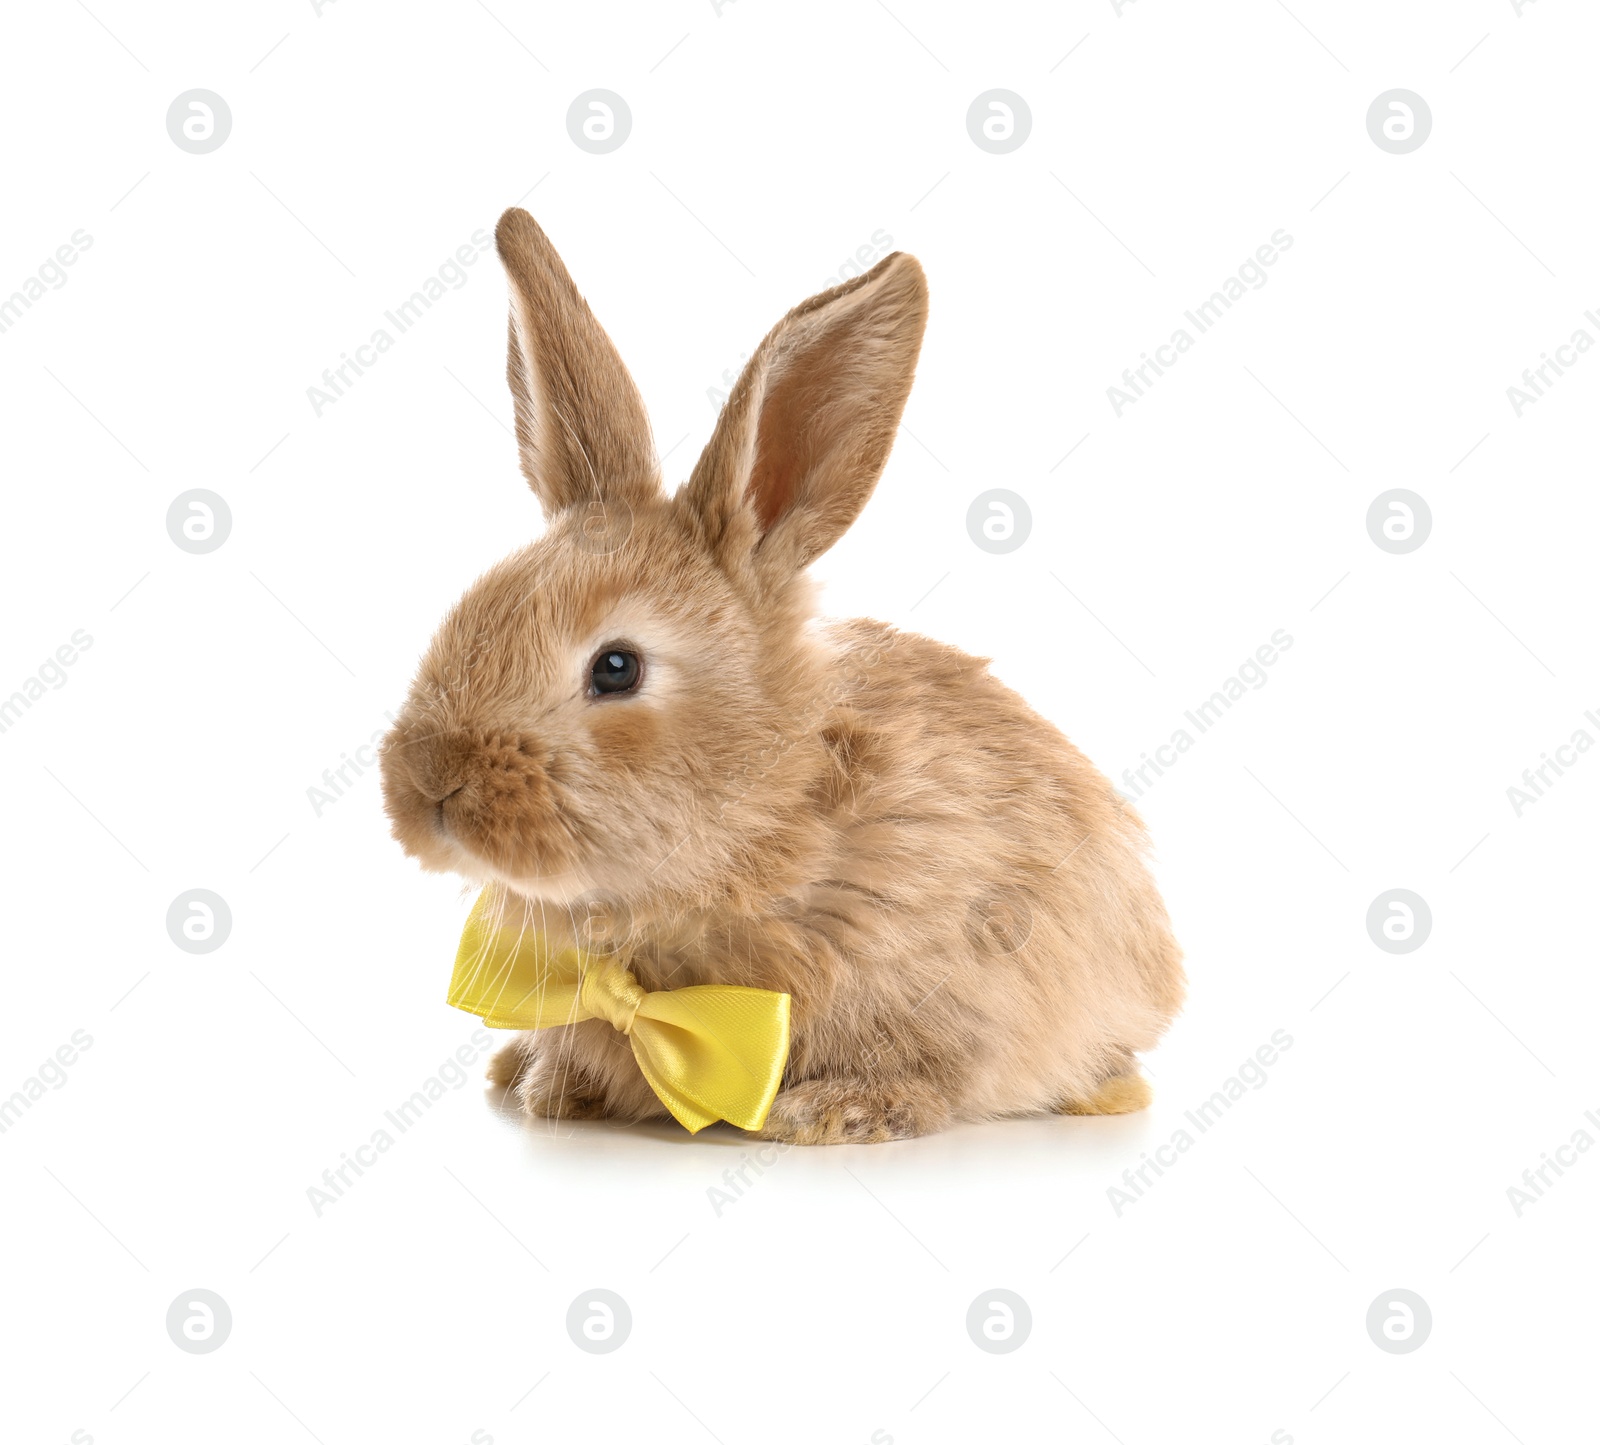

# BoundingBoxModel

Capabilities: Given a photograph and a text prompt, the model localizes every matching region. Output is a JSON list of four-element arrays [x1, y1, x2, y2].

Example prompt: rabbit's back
[[791, 617, 1184, 1118]]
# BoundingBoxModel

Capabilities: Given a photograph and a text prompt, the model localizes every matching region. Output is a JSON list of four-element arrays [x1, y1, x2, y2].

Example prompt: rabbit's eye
[[590, 647, 641, 696]]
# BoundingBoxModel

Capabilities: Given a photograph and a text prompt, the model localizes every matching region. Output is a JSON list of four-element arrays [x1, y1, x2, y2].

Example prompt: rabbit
[[379, 208, 1184, 1144]]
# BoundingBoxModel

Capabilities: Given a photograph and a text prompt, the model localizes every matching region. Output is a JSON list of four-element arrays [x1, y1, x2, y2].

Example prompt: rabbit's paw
[[486, 1043, 530, 1090], [756, 1078, 949, 1145], [1058, 1071, 1151, 1116], [516, 1056, 612, 1121]]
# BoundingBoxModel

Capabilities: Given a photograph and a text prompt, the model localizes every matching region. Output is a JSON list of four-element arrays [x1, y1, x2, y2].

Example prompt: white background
[[2, 1, 1597, 1442]]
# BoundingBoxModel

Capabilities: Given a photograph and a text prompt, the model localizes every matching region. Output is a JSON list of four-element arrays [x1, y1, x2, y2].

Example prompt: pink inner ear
[[744, 352, 825, 532], [747, 458, 794, 532]]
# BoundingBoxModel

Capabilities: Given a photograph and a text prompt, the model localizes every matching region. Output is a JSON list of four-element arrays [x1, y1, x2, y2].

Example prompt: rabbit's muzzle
[[380, 724, 573, 873]]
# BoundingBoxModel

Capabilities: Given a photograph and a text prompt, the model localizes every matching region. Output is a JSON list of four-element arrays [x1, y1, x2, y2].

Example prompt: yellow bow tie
[[446, 888, 791, 1134]]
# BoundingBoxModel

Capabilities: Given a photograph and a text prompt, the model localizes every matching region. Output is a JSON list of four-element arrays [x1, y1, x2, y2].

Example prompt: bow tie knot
[[446, 888, 791, 1134], [580, 962, 646, 1035]]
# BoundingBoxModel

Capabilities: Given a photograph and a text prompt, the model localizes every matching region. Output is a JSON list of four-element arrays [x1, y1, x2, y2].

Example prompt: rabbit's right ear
[[494, 209, 660, 517], [679, 251, 927, 588]]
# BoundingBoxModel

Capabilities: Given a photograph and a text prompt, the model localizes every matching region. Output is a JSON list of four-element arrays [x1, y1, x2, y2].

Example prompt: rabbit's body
[[382, 210, 1183, 1143], [498, 615, 1182, 1142]]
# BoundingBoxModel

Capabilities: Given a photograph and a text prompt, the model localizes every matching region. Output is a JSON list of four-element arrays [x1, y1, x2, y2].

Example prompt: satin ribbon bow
[[446, 889, 791, 1134]]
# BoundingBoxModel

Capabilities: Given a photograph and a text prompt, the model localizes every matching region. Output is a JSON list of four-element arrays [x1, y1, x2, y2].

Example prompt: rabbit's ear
[[494, 209, 659, 516], [681, 252, 928, 583]]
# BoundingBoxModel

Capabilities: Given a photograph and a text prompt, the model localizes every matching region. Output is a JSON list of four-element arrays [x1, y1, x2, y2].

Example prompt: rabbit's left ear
[[681, 252, 928, 583]]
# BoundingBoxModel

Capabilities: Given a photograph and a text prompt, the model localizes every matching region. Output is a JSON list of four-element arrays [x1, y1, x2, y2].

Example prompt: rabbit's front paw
[[516, 1056, 612, 1121], [756, 1078, 949, 1145], [486, 1044, 530, 1090]]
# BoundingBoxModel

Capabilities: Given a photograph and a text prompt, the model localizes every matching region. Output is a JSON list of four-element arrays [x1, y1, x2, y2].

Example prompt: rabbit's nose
[[401, 729, 481, 804]]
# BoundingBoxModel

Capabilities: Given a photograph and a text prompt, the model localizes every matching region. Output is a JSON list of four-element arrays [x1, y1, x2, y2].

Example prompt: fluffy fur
[[379, 208, 1184, 1144]]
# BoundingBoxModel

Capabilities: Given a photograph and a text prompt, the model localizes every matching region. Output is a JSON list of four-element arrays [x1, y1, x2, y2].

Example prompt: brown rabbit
[[379, 209, 1184, 1144]]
